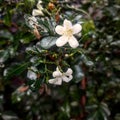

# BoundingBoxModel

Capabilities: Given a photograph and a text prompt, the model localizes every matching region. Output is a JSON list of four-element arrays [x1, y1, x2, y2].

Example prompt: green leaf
[[2, 111, 18, 120], [82, 20, 95, 40], [111, 40, 120, 46], [111, 59, 120, 70], [100, 102, 111, 116], [81, 54, 94, 66], [37, 37, 57, 49], [115, 113, 120, 120], [0, 30, 13, 41], [82, 20, 95, 33], [87, 102, 110, 120], [73, 65, 84, 82], [30, 78, 44, 91], [60, 103, 71, 118], [20, 32, 35, 44], [0, 50, 9, 63], [4, 63, 29, 79], [3, 10, 12, 26]]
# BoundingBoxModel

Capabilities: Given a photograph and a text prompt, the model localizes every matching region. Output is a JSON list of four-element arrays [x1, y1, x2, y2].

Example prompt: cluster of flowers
[[49, 19, 82, 85], [28, 0, 82, 85]]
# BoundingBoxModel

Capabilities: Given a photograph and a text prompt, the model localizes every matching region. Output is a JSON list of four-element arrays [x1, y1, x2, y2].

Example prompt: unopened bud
[[48, 2, 55, 10]]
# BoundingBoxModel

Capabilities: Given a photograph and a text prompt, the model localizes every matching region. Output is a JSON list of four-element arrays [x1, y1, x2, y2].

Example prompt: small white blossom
[[55, 19, 82, 48], [48, 67, 73, 85], [32, 0, 44, 16]]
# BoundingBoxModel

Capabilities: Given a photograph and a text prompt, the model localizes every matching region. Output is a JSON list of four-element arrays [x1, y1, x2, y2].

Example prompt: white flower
[[55, 19, 82, 48], [32, 0, 44, 16], [48, 67, 73, 85]]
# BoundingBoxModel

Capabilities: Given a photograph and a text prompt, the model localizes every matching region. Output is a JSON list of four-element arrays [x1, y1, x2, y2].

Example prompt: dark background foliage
[[0, 0, 120, 120]]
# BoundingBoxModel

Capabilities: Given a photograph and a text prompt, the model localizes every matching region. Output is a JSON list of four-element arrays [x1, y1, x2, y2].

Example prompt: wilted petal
[[48, 78, 62, 85], [68, 36, 79, 48], [56, 36, 68, 47], [65, 68, 73, 76], [62, 75, 72, 82], [63, 19, 72, 29], [55, 25, 64, 35], [38, 0, 42, 4], [72, 24, 82, 34], [37, 1, 43, 10], [32, 9, 43, 16]]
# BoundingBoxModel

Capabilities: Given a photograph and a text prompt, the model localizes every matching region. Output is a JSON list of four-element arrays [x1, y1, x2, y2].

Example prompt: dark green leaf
[[0, 30, 13, 41], [37, 36, 57, 49], [0, 50, 9, 63], [73, 65, 84, 82], [4, 63, 29, 79]]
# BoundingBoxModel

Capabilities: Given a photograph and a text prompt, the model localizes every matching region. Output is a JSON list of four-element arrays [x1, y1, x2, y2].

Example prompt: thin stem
[[38, 60, 56, 65]]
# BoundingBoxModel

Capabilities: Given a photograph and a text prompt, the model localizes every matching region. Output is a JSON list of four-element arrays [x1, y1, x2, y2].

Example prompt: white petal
[[68, 75, 73, 80], [48, 78, 62, 85], [53, 71, 62, 77], [55, 25, 64, 35], [63, 19, 72, 29], [37, 2, 43, 10], [68, 36, 79, 48], [56, 36, 68, 47], [32, 9, 43, 16], [72, 24, 82, 34], [38, 0, 42, 4], [65, 68, 73, 76], [62, 75, 72, 82], [56, 67, 62, 73], [56, 67, 59, 71]]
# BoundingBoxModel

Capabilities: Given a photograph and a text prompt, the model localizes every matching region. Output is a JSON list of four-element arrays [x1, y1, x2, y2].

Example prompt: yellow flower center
[[64, 29, 73, 36]]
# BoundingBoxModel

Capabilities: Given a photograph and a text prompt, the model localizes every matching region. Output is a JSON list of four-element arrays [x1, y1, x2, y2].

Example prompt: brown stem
[[80, 77, 87, 119]]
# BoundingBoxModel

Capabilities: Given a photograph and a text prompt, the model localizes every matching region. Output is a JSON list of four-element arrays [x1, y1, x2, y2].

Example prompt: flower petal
[[56, 67, 59, 71], [53, 71, 62, 77], [68, 36, 79, 48], [37, 1, 43, 10], [32, 9, 43, 16], [72, 24, 82, 34], [62, 75, 72, 82], [56, 36, 68, 47], [55, 25, 64, 35], [38, 0, 42, 4], [68, 75, 73, 80], [65, 68, 73, 76], [48, 78, 62, 85], [63, 19, 72, 29]]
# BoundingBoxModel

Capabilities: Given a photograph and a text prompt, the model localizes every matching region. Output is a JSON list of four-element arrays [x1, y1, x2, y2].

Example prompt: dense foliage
[[0, 0, 120, 120]]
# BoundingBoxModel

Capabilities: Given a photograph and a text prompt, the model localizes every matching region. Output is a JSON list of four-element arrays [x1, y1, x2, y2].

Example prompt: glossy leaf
[[74, 65, 84, 82], [4, 63, 29, 79], [38, 37, 57, 49], [0, 50, 9, 63]]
